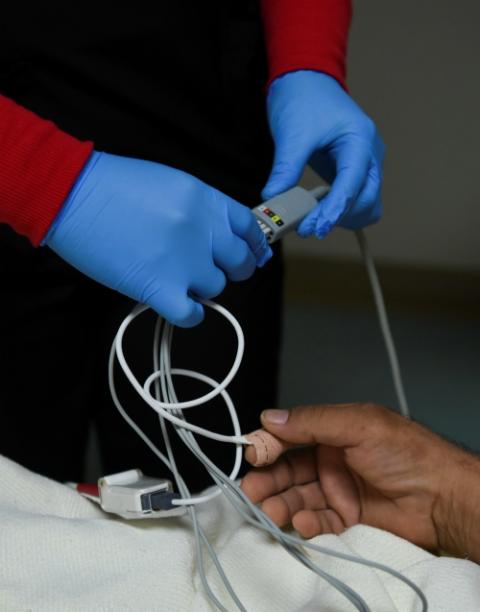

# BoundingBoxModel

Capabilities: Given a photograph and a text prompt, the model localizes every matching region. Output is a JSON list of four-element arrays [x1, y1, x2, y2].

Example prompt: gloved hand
[[263, 70, 385, 238], [46, 151, 272, 327]]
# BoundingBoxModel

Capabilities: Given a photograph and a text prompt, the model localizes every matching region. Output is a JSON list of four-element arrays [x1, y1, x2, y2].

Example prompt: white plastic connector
[[99, 469, 186, 519]]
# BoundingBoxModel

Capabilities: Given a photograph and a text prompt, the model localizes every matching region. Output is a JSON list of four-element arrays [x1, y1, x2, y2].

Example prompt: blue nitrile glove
[[46, 151, 272, 327], [263, 70, 385, 238]]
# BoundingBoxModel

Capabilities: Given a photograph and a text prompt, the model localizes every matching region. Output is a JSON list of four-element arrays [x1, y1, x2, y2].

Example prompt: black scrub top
[[0, 0, 273, 204]]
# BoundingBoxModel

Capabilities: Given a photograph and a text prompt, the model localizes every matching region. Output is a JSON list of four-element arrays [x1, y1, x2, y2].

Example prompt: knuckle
[[362, 402, 384, 416], [361, 403, 391, 435], [296, 404, 328, 442], [175, 175, 202, 212]]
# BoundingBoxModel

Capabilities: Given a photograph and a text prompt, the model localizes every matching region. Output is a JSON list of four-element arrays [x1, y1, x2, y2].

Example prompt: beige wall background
[[286, 0, 480, 271]]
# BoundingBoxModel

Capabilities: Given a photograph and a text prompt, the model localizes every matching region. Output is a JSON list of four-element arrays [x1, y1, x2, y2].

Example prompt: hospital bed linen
[[0, 455, 478, 611]]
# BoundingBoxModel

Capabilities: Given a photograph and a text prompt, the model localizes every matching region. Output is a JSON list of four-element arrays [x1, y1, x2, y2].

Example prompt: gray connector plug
[[253, 185, 329, 244]]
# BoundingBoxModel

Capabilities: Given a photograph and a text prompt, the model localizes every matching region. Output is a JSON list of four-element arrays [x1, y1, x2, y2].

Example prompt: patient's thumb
[[260, 405, 363, 448], [260, 408, 309, 446]]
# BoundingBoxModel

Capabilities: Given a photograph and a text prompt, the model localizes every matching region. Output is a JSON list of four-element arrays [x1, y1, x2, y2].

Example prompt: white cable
[[110, 302, 374, 611], [108, 218, 423, 610], [152, 310, 244, 504], [151, 319, 245, 611], [110, 316, 245, 610], [355, 230, 410, 417], [113, 302, 248, 444], [308, 186, 410, 417], [124, 301, 244, 409]]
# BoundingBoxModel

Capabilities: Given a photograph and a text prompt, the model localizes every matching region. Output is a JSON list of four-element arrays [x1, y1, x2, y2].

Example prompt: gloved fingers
[[145, 286, 205, 328], [338, 161, 383, 229], [372, 129, 386, 170], [262, 135, 314, 201], [189, 266, 226, 300], [297, 139, 371, 238], [226, 198, 273, 266], [336, 129, 384, 229], [308, 149, 336, 185], [213, 234, 257, 282]]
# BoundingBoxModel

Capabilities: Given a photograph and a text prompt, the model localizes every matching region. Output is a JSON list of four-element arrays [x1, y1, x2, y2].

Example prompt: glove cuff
[[43, 150, 103, 246]]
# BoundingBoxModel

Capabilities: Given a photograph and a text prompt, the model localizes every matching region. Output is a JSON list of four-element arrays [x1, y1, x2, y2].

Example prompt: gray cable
[[308, 186, 410, 417], [176, 428, 371, 612], [108, 332, 241, 612], [354, 229, 410, 417], [157, 274, 424, 609], [154, 320, 246, 612], [158, 337, 383, 612], [110, 322, 427, 611], [146, 319, 369, 610], [176, 424, 427, 612], [153, 321, 229, 612], [108, 214, 425, 610]]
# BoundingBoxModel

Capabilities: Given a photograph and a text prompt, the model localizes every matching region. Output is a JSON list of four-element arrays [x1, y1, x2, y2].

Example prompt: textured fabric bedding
[[1, 455, 479, 611]]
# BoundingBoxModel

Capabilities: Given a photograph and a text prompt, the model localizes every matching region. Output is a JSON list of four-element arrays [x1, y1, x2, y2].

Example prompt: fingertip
[[251, 229, 272, 268], [261, 176, 293, 201], [256, 245, 273, 268], [146, 288, 205, 328], [239, 471, 257, 501], [261, 405, 317, 445], [261, 497, 284, 526], [320, 192, 348, 227], [292, 511, 322, 539], [244, 443, 257, 466], [337, 176, 383, 230], [261, 409, 289, 426], [263, 148, 309, 202], [314, 219, 333, 239], [297, 215, 316, 238], [298, 195, 339, 239], [172, 300, 205, 328], [227, 202, 272, 267], [261, 184, 276, 201], [244, 429, 287, 466]]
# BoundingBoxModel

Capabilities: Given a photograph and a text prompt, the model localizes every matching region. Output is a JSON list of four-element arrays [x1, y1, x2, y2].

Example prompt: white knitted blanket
[[0, 455, 479, 611]]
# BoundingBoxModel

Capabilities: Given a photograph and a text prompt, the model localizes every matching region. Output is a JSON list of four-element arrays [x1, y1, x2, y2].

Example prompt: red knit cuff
[[260, 0, 352, 91], [0, 95, 94, 246]]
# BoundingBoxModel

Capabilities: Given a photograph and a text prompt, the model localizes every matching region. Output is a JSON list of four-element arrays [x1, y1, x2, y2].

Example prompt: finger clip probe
[[73, 468, 186, 519]]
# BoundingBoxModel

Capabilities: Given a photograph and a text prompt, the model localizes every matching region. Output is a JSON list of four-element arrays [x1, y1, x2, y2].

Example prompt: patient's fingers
[[244, 428, 295, 466], [241, 448, 317, 504], [317, 445, 361, 528], [292, 508, 346, 538], [261, 481, 328, 527]]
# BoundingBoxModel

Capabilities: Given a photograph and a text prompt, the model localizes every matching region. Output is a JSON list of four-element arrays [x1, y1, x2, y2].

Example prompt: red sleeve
[[260, 0, 352, 90], [0, 95, 93, 246]]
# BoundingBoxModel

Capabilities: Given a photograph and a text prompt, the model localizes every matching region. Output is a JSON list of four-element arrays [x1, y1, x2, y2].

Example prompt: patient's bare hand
[[241, 403, 480, 559]]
